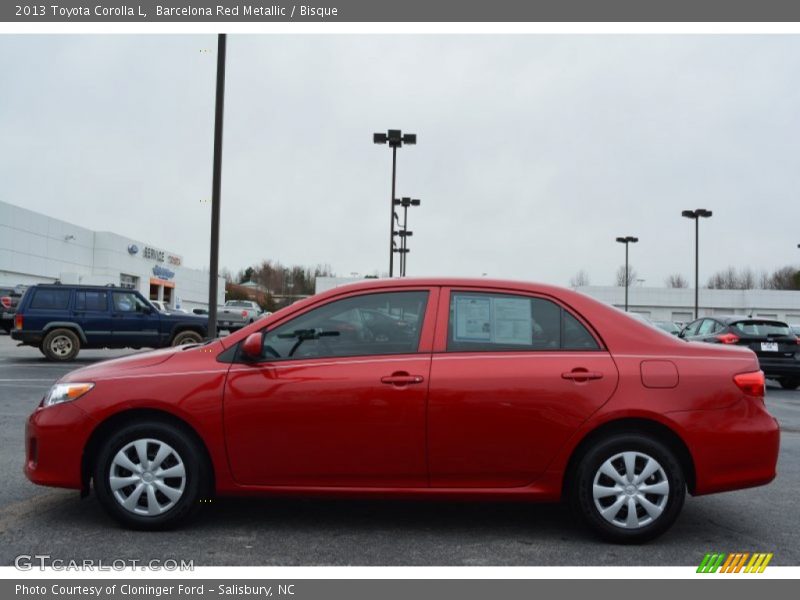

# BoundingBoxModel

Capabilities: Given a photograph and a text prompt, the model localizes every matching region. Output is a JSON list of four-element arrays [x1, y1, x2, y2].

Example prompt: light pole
[[373, 129, 416, 277], [393, 197, 420, 276], [682, 209, 713, 319], [615, 236, 638, 312], [207, 33, 227, 339]]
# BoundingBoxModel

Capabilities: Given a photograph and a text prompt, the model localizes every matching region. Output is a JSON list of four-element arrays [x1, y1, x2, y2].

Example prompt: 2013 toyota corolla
[[25, 278, 780, 542]]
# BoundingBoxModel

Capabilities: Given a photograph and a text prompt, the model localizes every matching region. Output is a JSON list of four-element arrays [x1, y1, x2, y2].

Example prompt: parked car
[[11, 284, 208, 361], [679, 315, 800, 389], [653, 320, 681, 336], [0, 286, 23, 333], [149, 300, 168, 313], [25, 278, 779, 542], [217, 300, 262, 331]]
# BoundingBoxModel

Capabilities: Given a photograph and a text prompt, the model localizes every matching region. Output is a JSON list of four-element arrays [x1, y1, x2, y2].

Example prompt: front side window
[[259, 291, 429, 360], [112, 291, 151, 313], [447, 292, 599, 352]]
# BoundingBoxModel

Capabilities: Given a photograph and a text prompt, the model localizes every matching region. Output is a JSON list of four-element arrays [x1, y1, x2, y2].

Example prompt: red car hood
[[61, 346, 181, 382]]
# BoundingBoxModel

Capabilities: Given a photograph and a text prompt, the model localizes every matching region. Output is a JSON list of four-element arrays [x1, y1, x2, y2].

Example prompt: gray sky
[[1, 34, 799, 286]]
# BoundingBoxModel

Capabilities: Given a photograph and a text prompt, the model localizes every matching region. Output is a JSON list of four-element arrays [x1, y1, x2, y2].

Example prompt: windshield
[[226, 301, 252, 307]]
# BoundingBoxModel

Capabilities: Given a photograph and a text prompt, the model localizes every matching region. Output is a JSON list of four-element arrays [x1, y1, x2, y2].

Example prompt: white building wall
[[0, 200, 223, 310]]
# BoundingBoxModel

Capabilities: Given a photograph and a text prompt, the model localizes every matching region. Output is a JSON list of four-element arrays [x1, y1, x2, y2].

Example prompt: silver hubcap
[[592, 451, 669, 529], [50, 335, 73, 357], [109, 438, 186, 516]]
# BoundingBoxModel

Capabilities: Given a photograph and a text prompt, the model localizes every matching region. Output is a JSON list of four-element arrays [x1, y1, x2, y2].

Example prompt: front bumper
[[671, 396, 780, 495], [25, 401, 97, 490]]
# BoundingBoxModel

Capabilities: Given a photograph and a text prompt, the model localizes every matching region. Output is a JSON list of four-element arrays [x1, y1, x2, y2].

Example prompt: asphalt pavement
[[0, 333, 798, 566]]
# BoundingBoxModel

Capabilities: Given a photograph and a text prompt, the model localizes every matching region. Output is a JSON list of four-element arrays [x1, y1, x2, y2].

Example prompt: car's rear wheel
[[42, 328, 80, 361], [571, 433, 685, 543], [93, 421, 208, 530], [779, 378, 799, 391], [171, 330, 203, 346]]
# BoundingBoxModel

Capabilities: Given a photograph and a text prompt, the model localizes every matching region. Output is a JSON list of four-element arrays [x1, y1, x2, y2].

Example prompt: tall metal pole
[[207, 33, 227, 339], [624, 242, 629, 312], [694, 217, 699, 319], [401, 203, 408, 276], [388, 146, 397, 277]]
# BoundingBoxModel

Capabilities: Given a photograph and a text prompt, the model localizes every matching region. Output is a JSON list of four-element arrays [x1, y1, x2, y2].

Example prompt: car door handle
[[562, 369, 603, 381], [381, 372, 425, 386]]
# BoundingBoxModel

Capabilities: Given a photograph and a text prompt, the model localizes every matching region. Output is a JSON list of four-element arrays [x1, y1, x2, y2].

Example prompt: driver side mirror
[[241, 332, 263, 360]]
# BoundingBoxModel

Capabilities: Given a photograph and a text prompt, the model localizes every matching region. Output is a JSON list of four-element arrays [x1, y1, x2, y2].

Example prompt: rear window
[[75, 290, 108, 312], [731, 321, 790, 336], [29, 288, 71, 310]]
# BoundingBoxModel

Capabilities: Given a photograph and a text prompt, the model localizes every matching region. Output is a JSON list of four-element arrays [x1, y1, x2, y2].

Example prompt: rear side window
[[75, 290, 108, 312], [732, 321, 790, 336], [447, 292, 599, 352], [29, 288, 71, 310]]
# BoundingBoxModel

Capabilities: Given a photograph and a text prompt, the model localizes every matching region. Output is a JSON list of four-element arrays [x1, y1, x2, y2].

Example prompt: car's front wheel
[[42, 328, 81, 361], [779, 378, 799, 391], [93, 421, 209, 530], [571, 433, 685, 543]]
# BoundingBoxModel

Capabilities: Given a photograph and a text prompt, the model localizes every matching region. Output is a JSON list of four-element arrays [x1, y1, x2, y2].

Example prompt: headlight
[[43, 382, 95, 408]]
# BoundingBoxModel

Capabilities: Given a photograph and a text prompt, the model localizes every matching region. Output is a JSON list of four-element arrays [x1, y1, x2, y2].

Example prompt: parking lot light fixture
[[615, 236, 638, 312], [394, 197, 421, 277], [682, 209, 713, 319], [374, 130, 417, 277]]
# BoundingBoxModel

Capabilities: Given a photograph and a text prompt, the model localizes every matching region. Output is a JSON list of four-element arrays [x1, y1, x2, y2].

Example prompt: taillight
[[14, 314, 23, 330], [716, 333, 740, 344], [241, 310, 248, 318], [0, 296, 10, 309], [734, 371, 765, 397]]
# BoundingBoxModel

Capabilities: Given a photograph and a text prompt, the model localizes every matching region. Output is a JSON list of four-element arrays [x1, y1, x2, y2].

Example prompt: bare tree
[[707, 266, 760, 290], [665, 273, 688, 288], [569, 269, 590, 287], [615, 265, 638, 287], [764, 266, 800, 290]]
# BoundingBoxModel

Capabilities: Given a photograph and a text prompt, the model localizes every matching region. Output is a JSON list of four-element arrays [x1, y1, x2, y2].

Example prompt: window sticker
[[453, 294, 533, 345], [492, 297, 533, 345], [453, 295, 492, 341]]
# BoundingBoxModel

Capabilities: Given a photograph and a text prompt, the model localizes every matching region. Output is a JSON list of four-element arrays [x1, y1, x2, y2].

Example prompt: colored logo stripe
[[697, 552, 773, 573]]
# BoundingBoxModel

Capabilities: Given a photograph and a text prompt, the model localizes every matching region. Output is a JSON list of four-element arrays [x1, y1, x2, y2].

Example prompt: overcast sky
[[1, 35, 799, 286]]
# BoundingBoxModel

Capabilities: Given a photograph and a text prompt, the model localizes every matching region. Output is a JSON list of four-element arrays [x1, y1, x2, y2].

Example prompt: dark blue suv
[[11, 284, 208, 361]]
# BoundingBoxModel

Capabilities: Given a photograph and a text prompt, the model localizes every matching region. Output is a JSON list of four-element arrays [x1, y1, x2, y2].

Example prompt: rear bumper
[[25, 402, 96, 490], [670, 397, 780, 495], [10, 329, 42, 345], [758, 357, 800, 379]]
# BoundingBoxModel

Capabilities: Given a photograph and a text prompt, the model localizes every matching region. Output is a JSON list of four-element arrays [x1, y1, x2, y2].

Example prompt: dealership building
[[0, 200, 223, 311]]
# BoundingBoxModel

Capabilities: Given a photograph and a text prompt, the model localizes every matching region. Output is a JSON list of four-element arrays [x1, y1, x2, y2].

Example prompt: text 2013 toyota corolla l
[[25, 279, 779, 542]]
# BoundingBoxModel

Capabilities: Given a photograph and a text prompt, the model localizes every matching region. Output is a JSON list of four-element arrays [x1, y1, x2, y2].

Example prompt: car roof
[[30, 283, 126, 290], [714, 314, 789, 325]]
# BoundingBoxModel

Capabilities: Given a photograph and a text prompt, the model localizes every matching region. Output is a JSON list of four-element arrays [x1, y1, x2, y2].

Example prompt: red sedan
[[25, 278, 779, 542]]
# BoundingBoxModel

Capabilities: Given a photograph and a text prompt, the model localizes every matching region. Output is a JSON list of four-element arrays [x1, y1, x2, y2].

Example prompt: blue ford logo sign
[[127, 244, 139, 255], [152, 265, 175, 280]]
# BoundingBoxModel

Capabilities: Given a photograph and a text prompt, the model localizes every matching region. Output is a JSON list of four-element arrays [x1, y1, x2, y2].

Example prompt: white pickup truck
[[217, 300, 262, 331]]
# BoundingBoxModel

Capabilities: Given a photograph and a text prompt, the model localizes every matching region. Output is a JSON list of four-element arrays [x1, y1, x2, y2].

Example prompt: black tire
[[0, 321, 10, 334], [42, 328, 81, 361], [570, 433, 685, 543], [93, 420, 209, 530], [779, 379, 799, 391], [171, 330, 203, 346]]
